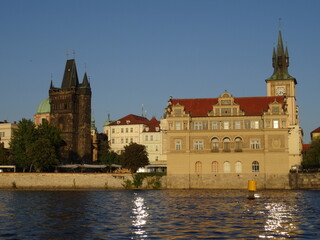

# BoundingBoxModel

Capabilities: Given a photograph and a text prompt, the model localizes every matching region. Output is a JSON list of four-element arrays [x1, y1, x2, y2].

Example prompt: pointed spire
[[267, 30, 295, 81], [50, 80, 54, 89], [82, 72, 90, 87], [61, 59, 79, 89]]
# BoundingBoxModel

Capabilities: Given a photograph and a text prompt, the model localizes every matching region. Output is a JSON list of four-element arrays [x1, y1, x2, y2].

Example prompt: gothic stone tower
[[49, 59, 92, 163]]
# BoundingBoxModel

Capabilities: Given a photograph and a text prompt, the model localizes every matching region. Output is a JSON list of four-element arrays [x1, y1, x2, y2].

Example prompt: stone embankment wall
[[289, 173, 320, 189], [0, 173, 167, 190]]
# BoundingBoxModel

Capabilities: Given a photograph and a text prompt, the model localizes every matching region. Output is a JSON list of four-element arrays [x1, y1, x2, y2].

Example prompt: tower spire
[[267, 29, 295, 81]]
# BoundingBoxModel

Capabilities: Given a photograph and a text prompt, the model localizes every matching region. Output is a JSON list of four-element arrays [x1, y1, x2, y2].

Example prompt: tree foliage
[[10, 119, 62, 172], [0, 141, 11, 165], [98, 138, 121, 165], [120, 143, 149, 173], [27, 138, 59, 172], [302, 137, 320, 169]]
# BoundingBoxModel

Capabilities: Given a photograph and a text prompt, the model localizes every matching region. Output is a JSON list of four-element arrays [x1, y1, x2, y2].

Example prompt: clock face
[[275, 87, 286, 96]]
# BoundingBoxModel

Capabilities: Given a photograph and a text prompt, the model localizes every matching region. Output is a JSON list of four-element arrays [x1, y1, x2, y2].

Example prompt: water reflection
[[261, 202, 297, 238], [0, 190, 319, 239], [131, 193, 149, 239]]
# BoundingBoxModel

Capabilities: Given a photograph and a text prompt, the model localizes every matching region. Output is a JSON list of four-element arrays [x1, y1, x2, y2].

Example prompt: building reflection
[[132, 193, 149, 239]]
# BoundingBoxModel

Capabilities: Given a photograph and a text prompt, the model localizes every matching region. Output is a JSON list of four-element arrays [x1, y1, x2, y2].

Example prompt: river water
[[0, 190, 319, 239]]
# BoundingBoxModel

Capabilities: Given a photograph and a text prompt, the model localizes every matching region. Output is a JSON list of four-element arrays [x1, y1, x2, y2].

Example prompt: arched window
[[212, 161, 219, 173], [211, 138, 219, 152], [223, 161, 231, 173], [195, 161, 202, 174], [252, 161, 259, 172], [223, 138, 231, 152], [235, 161, 242, 173], [235, 137, 242, 152]]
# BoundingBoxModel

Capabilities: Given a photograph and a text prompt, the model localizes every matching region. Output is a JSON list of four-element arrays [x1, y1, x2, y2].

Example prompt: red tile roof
[[107, 114, 160, 132], [171, 96, 285, 117], [108, 114, 150, 126], [311, 127, 320, 133], [303, 144, 311, 152]]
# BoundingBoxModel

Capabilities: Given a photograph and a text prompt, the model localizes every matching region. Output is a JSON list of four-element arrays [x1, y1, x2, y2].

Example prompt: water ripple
[[0, 190, 319, 239]]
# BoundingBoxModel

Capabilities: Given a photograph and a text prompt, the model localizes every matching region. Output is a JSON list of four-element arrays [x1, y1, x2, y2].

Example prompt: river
[[0, 190, 319, 239]]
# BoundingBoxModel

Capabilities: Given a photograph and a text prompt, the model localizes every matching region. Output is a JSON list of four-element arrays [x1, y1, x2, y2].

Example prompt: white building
[[104, 114, 166, 172]]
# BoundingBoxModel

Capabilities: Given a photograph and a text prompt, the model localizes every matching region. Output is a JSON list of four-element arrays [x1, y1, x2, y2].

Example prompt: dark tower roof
[[61, 59, 79, 89], [267, 30, 296, 83], [81, 72, 90, 88]]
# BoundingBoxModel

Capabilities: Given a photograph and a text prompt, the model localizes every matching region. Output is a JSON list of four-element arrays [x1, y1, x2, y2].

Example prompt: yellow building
[[0, 121, 18, 149], [161, 30, 302, 189]]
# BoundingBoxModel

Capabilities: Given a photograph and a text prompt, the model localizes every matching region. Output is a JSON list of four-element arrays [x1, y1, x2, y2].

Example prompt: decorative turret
[[82, 72, 90, 88], [267, 30, 296, 82]]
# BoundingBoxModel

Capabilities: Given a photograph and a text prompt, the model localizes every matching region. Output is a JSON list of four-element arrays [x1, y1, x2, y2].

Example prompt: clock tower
[[266, 30, 297, 126]]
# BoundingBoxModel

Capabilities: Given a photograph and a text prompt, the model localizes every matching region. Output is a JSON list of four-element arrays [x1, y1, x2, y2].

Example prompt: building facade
[[161, 30, 302, 189], [105, 114, 166, 171], [0, 121, 18, 149], [49, 59, 92, 163]]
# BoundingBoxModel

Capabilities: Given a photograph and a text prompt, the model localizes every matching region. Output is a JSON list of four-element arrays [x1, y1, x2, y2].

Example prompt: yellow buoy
[[248, 180, 257, 191], [247, 180, 257, 200]]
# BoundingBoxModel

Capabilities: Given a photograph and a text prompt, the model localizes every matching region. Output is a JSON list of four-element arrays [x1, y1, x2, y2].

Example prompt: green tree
[[98, 139, 121, 165], [10, 119, 62, 172], [36, 120, 62, 158], [27, 138, 59, 172], [10, 119, 37, 172], [121, 143, 149, 173], [302, 137, 320, 169], [0, 141, 10, 165]]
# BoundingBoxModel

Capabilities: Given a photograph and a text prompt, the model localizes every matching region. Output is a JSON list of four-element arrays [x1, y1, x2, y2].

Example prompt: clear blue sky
[[1, 0, 319, 143]]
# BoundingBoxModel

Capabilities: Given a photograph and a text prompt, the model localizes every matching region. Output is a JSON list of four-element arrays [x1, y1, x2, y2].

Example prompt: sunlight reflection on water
[[0, 190, 319, 239], [132, 193, 149, 238]]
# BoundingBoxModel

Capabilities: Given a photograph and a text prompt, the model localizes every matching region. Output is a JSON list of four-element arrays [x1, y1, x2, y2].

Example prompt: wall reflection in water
[[131, 193, 149, 239]]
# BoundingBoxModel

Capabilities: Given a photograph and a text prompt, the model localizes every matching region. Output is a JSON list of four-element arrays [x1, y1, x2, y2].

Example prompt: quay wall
[[0, 173, 167, 190], [1, 173, 319, 190], [289, 172, 320, 189]]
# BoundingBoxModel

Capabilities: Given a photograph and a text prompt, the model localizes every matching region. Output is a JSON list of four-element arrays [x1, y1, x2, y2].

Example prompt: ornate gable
[[208, 91, 244, 117]]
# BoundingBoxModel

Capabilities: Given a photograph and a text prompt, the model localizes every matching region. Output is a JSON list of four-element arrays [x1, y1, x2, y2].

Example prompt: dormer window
[[126, 120, 130, 124], [117, 121, 120, 124]]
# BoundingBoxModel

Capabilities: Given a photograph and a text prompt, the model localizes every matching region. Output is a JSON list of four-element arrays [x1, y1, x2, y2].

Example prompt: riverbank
[[0, 172, 319, 190], [0, 173, 166, 190]]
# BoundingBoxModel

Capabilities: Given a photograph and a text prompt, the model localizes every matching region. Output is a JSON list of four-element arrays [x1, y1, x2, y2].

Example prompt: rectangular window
[[145, 135, 148, 141], [175, 140, 181, 150], [212, 121, 218, 130], [130, 128, 133, 133], [175, 121, 181, 130], [125, 138, 128, 143], [0, 132, 5, 137], [111, 139, 115, 144], [251, 120, 259, 129], [235, 121, 241, 129], [121, 138, 124, 144], [223, 121, 229, 130], [194, 121, 203, 130], [273, 120, 279, 129], [250, 140, 260, 149], [150, 135, 153, 141], [126, 128, 128, 133], [130, 138, 133, 143], [193, 140, 204, 150], [121, 128, 124, 133]]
